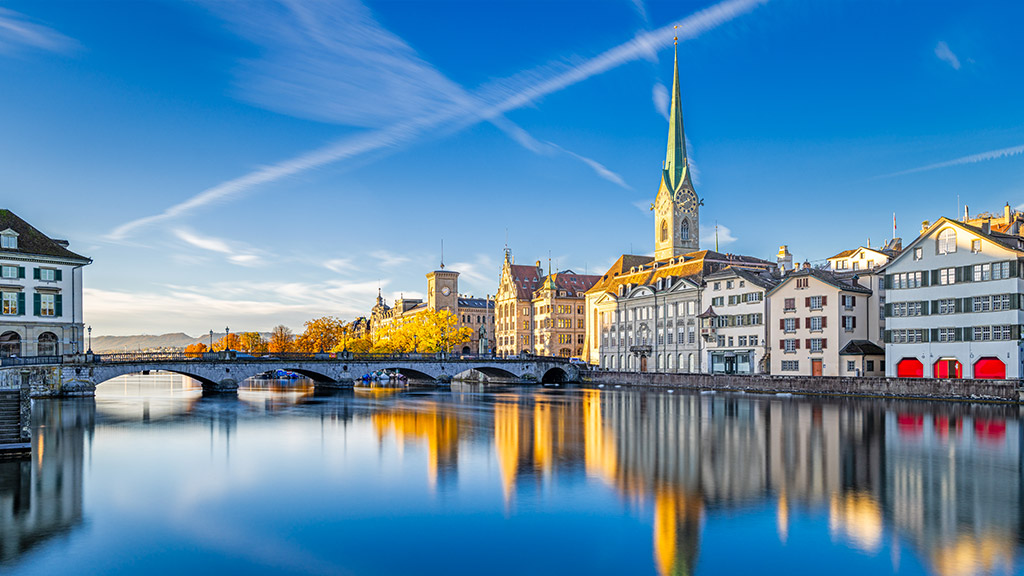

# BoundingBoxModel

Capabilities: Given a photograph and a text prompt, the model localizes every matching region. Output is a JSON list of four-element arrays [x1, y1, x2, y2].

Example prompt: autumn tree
[[296, 316, 345, 353], [268, 325, 295, 354], [212, 333, 242, 352], [184, 342, 208, 358], [370, 309, 472, 353], [239, 332, 268, 354]]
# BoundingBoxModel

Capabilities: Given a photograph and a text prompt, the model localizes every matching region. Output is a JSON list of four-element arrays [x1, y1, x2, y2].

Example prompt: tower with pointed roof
[[654, 39, 700, 261]]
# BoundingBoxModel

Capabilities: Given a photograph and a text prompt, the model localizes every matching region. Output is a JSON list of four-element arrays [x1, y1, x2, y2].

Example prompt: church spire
[[663, 37, 690, 193]]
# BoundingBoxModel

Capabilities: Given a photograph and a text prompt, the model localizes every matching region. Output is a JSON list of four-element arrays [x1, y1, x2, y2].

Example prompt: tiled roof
[[586, 251, 774, 297], [704, 266, 779, 290], [828, 249, 858, 260], [509, 264, 544, 299], [770, 267, 872, 295], [0, 209, 90, 263], [536, 271, 602, 298], [839, 340, 885, 356]]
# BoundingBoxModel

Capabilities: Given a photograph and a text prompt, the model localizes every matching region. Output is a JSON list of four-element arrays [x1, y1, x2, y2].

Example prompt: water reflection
[[0, 400, 93, 563], [1, 376, 1022, 576]]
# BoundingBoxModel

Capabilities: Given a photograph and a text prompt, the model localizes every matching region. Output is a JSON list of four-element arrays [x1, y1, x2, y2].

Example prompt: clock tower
[[654, 40, 700, 261], [427, 268, 459, 312]]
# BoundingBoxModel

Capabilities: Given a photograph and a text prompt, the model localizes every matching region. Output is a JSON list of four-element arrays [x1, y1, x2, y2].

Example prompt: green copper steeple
[[662, 42, 690, 193]]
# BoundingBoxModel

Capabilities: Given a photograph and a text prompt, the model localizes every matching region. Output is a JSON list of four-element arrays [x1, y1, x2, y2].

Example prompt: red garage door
[[896, 358, 923, 378], [974, 357, 1006, 379], [933, 358, 963, 379]]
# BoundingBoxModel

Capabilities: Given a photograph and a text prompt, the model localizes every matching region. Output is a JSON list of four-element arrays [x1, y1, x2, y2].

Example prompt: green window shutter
[[16, 293, 24, 316], [954, 327, 963, 341], [922, 301, 930, 315], [55, 269, 62, 281], [884, 303, 892, 317], [963, 265, 973, 282], [883, 330, 891, 343], [930, 328, 938, 342], [931, 269, 940, 285], [33, 293, 40, 316], [17, 267, 24, 279], [955, 299, 963, 313], [32, 268, 40, 280], [55, 294, 62, 317], [884, 275, 893, 289], [1011, 260, 1019, 278]]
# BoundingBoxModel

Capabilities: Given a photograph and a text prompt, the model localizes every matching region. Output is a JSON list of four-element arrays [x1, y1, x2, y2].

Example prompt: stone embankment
[[582, 370, 1024, 403], [0, 367, 33, 458]]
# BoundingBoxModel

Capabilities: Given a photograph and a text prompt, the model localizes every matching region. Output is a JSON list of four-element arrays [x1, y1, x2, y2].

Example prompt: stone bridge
[[35, 353, 580, 395]]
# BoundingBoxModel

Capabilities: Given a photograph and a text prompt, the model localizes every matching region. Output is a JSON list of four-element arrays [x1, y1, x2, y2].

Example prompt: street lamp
[[87, 325, 92, 354], [225, 326, 230, 351], [209, 329, 214, 351]]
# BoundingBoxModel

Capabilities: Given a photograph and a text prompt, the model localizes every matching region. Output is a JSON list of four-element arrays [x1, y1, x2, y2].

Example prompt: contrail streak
[[109, 0, 769, 240], [873, 143, 1024, 180]]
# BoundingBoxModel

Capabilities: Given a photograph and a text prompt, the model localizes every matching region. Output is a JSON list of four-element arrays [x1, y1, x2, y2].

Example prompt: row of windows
[[602, 352, 698, 372], [781, 338, 828, 352], [886, 294, 1023, 316], [714, 334, 760, 347], [782, 295, 845, 311], [888, 261, 1019, 289], [711, 279, 750, 291], [0, 265, 63, 281], [0, 291, 63, 317], [886, 325, 1021, 343]]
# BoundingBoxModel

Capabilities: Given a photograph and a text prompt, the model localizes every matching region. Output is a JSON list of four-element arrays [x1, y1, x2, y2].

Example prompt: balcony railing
[[0, 355, 63, 367]]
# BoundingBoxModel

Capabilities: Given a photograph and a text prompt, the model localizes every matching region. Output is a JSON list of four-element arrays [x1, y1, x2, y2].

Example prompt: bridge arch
[[471, 366, 520, 380], [381, 367, 436, 382], [541, 367, 570, 384], [271, 368, 335, 383], [94, 368, 219, 388]]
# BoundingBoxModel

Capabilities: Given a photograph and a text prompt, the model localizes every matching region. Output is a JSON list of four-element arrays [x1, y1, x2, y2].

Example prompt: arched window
[[37, 332, 58, 356], [678, 353, 686, 373], [681, 219, 690, 241], [660, 220, 668, 242], [688, 353, 695, 373], [937, 228, 957, 254], [0, 331, 20, 357]]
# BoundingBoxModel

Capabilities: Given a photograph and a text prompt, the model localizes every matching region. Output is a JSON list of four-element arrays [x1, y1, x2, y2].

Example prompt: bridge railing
[[0, 355, 63, 367], [89, 351, 574, 364]]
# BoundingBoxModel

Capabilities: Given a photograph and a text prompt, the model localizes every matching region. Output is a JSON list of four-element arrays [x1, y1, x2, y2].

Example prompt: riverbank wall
[[0, 367, 33, 457], [581, 370, 1024, 402]]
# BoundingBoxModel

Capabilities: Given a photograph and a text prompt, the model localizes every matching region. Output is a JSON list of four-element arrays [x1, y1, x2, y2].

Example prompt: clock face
[[674, 189, 699, 215], [441, 286, 451, 296]]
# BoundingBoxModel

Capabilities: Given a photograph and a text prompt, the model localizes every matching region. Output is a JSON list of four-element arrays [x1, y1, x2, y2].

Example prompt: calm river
[[1, 374, 1022, 575]]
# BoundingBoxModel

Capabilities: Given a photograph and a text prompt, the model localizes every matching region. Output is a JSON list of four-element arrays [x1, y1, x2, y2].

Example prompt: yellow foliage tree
[[212, 333, 241, 352], [268, 325, 295, 354], [296, 316, 344, 353], [184, 342, 207, 358], [371, 309, 472, 353], [239, 332, 268, 354]]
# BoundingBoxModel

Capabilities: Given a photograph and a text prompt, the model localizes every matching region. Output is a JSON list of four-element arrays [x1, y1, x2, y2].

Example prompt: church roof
[[0, 209, 90, 263], [587, 251, 774, 297]]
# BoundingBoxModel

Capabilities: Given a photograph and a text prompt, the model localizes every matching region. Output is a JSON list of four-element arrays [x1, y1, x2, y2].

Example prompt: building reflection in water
[[0, 400, 93, 564]]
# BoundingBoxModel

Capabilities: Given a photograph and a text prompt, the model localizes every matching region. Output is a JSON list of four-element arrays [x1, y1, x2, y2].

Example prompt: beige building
[[495, 253, 598, 357], [827, 238, 902, 345], [767, 268, 873, 376], [700, 267, 778, 374], [370, 265, 494, 354]]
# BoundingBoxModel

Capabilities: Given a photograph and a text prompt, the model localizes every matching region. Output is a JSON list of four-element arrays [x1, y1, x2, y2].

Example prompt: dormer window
[[0, 230, 17, 250], [937, 228, 957, 254]]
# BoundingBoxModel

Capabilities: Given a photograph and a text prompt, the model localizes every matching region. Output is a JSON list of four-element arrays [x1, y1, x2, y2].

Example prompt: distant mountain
[[92, 332, 217, 353]]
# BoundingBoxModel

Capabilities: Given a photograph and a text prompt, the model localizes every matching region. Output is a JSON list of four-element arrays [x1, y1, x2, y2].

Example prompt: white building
[[700, 267, 777, 374], [884, 216, 1024, 379], [0, 210, 91, 358]]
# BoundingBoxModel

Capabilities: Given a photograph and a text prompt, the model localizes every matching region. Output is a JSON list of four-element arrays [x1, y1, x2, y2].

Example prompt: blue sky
[[2, 0, 1023, 335]]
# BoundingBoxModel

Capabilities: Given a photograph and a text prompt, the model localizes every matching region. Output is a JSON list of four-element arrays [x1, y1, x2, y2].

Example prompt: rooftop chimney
[[964, 205, 970, 222], [1005, 202, 1012, 224], [802, 260, 811, 270], [982, 220, 991, 235], [921, 220, 931, 233]]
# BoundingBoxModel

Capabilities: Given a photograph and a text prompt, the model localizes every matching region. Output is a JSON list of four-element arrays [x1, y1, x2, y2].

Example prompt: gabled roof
[[887, 216, 1024, 272], [828, 249, 858, 260], [535, 271, 601, 298], [0, 209, 90, 263], [768, 267, 872, 296], [704, 266, 779, 290], [839, 340, 885, 356], [508, 263, 544, 299]]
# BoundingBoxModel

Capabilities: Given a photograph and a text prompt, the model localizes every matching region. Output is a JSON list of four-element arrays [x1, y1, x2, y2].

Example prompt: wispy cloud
[[323, 258, 353, 274], [551, 144, 632, 189], [173, 227, 266, 267], [935, 41, 960, 70], [111, 0, 769, 239], [873, 143, 1024, 180], [701, 223, 737, 246], [370, 250, 411, 268], [0, 8, 76, 54], [653, 82, 670, 121], [633, 199, 654, 214], [447, 254, 498, 295]]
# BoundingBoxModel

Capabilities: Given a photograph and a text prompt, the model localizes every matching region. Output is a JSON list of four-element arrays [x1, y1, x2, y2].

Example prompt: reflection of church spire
[[653, 487, 703, 576]]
